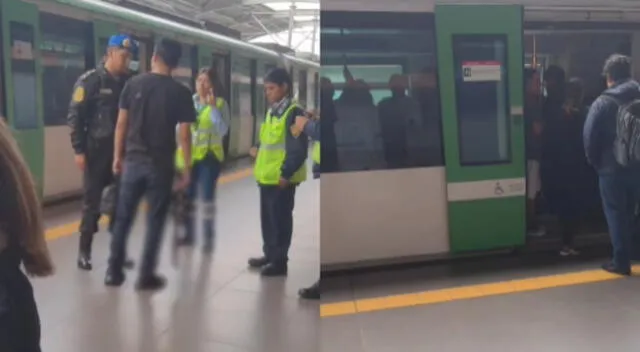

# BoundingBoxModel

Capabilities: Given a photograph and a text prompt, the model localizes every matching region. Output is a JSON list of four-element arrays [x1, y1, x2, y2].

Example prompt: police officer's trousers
[[79, 146, 115, 254], [184, 154, 221, 244], [259, 185, 296, 265]]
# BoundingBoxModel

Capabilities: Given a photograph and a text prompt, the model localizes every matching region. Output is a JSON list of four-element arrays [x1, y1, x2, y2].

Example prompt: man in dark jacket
[[583, 54, 640, 275], [68, 34, 137, 271]]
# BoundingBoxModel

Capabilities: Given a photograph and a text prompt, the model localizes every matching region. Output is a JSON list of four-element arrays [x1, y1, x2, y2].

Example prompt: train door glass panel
[[299, 69, 308, 108], [213, 53, 231, 154], [230, 57, 253, 156], [453, 35, 510, 165], [254, 63, 268, 143], [10, 22, 38, 130], [173, 44, 194, 90], [435, 4, 525, 253], [97, 37, 108, 65], [40, 13, 90, 126], [250, 59, 258, 145]]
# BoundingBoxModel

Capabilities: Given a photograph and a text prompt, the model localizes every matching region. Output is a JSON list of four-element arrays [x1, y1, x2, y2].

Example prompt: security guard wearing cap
[[67, 34, 138, 271]]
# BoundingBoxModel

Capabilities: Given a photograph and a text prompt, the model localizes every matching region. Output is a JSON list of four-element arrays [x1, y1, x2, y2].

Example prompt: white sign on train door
[[462, 61, 502, 82]]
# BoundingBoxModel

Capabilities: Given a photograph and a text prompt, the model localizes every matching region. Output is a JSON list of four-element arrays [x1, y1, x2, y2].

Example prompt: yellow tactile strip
[[320, 265, 640, 318], [44, 167, 253, 241]]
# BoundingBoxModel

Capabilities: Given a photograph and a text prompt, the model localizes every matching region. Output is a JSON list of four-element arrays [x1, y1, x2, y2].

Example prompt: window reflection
[[320, 12, 443, 173], [40, 14, 89, 126]]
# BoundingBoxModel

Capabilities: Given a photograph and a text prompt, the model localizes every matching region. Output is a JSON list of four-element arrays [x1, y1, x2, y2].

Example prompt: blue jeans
[[108, 160, 173, 277], [599, 168, 640, 270], [184, 154, 221, 243]]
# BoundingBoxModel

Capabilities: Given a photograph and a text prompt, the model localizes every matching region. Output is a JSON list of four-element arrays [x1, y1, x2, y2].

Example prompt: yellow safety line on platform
[[320, 265, 640, 318], [44, 167, 253, 241]]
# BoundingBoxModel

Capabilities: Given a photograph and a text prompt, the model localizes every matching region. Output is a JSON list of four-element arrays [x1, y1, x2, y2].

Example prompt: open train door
[[435, 4, 526, 253], [1, 0, 45, 197]]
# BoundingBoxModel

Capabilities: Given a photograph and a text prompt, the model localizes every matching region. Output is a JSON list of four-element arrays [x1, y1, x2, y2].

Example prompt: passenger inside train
[[523, 31, 631, 255]]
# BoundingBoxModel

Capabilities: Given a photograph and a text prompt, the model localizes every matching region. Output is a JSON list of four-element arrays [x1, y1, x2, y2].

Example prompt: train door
[[213, 53, 231, 156], [1, 0, 45, 197], [93, 21, 118, 66], [435, 4, 526, 253]]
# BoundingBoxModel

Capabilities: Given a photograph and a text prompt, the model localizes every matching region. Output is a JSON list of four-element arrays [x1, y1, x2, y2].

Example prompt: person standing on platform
[[584, 54, 640, 276], [0, 118, 54, 352], [105, 38, 195, 291], [248, 68, 308, 277], [67, 34, 137, 271], [296, 112, 321, 300], [175, 67, 230, 253]]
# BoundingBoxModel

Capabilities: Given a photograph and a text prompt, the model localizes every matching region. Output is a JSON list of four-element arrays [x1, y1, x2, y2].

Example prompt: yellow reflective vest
[[175, 98, 225, 171], [254, 104, 307, 185], [312, 141, 320, 164]]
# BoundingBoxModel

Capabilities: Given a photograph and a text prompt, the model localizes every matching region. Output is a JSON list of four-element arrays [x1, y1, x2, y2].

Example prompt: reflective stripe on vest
[[312, 141, 320, 164], [254, 103, 307, 185], [176, 98, 225, 171]]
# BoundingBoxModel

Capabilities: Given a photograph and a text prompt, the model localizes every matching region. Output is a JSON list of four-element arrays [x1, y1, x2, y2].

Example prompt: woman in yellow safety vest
[[175, 67, 230, 252], [248, 68, 309, 277]]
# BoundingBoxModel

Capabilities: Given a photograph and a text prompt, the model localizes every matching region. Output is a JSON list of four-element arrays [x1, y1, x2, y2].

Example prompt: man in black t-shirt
[[105, 39, 195, 291]]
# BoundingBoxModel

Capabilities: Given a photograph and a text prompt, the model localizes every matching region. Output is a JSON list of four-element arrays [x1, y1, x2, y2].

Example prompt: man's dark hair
[[154, 38, 182, 69], [603, 54, 632, 82]]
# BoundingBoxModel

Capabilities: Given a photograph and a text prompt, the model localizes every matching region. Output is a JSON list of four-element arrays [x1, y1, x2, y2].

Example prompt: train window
[[173, 44, 194, 90], [10, 22, 38, 130], [452, 35, 510, 166], [231, 57, 254, 155], [299, 69, 308, 108], [40, 13, 90, 127], [321, 11, 444, 173]]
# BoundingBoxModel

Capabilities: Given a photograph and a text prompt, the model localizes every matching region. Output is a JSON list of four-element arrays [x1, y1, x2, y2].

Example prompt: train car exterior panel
[[320, 168, 450, 267], [2, 0, 46, 197]]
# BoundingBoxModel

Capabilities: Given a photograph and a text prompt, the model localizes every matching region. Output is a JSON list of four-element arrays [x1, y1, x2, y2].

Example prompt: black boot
[[299, 281, 320, 300], [261, 262, 288, 277], [77, 233, 93, 271]]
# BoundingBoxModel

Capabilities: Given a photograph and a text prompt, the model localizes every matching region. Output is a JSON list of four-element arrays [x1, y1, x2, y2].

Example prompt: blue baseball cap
[[107, 34, 138, 54]]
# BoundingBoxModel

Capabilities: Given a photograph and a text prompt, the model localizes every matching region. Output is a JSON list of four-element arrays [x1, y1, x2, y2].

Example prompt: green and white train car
[[0, 0, 319, 201], [320, 0, 640, 270]]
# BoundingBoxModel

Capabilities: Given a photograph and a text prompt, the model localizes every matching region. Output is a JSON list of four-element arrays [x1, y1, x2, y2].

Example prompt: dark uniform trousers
[[79, 143, 116, 251], [109, 160, 173, 276], [260, 184, 296, 264], [0, 248, 41, 352]]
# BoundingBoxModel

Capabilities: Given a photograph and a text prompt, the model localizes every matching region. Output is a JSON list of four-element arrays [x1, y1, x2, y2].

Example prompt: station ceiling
[[116, 0, 319, 50]]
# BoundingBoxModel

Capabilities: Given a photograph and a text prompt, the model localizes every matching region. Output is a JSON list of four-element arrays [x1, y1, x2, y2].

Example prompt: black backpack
[[604, 94, 640, 167]]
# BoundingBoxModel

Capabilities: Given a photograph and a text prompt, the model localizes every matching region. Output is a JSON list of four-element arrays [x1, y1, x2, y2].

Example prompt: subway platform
[[321, 249, 640, 352], [38, 166, 319, 352]]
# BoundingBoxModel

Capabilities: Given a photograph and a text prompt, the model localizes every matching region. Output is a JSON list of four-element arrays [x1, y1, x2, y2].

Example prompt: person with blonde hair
[[0, 118, 54, 351]]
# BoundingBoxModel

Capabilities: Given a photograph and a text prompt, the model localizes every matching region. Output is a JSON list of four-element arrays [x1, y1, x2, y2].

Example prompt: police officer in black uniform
[[67, 34, 138, 271]]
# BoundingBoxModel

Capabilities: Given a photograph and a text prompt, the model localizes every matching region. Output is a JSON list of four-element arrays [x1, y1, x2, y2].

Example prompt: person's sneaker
[[560, 247, 580, 257], [248, 256, 269, 269], [135, 274, 167, 291], [601, 262, 631, 276]]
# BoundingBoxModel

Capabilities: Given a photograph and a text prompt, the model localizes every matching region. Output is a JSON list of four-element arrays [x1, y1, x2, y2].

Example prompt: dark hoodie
[[583, 79, 640, 174]]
